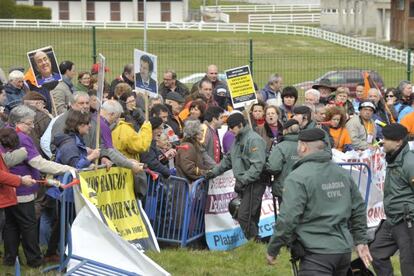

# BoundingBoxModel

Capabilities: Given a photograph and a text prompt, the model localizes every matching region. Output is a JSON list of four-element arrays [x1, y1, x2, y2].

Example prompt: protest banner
[[225, 65, 257, 109], [78, 167, 159, 251], [204, 170, 275, 251], [71, 187, 170, 276], [332, 149, 386, 228], [27, 45, 61, 87], [134, 49, 158, 97]]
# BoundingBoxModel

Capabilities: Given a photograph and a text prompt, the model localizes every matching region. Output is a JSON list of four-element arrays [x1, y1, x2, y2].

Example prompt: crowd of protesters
[[0, 61, 413, 274]]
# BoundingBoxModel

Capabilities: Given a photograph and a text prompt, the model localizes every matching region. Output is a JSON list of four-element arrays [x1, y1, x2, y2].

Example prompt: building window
[[161, 2, 171, 22], [34, 1, 42, 6], [410, 1, 414, 17], [59, 2, 69, 20], [399, 0, 405, 10], [137, 2, 144, 21], [111, 2, 121, 21], [87, 2, 95, 21]]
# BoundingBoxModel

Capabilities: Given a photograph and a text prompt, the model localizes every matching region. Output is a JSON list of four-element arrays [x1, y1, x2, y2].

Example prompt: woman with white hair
[[3, 105, 74, 267], [4, 70, 26, 112], [175, 120, 215, 182]]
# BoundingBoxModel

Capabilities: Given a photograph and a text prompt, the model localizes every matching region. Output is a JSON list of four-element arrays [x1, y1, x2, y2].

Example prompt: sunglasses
[[385, 95, 395, 98]]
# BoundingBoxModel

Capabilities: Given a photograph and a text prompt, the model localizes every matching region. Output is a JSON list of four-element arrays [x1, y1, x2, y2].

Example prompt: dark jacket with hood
[[4, 83, 25, 112]]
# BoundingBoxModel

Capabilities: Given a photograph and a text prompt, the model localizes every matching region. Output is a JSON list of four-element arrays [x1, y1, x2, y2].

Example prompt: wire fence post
[[249, 38, 253, 76], [407, 48, 412, 81], [92, 26, 97, 64]]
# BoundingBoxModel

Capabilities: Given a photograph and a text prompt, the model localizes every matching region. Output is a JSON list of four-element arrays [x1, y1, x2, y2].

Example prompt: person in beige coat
[[345, 100, 377, 150], [51, 61, 76, 115]]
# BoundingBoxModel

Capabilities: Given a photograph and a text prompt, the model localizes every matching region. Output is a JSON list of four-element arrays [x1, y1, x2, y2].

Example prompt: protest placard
[[225, 65, 257, 109], [71, 187, 169, 275], [204, 170, 275, 251], [134, 49, 158, 97], [78, 167, 159, 251], [27, 46, 61, 87]]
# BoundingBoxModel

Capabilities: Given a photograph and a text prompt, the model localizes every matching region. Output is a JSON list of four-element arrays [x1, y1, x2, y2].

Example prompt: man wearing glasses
[[158, 69, 189, 100]]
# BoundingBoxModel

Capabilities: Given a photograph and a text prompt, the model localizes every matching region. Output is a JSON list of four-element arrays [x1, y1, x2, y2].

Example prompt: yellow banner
[[79, 167, 149, 241]]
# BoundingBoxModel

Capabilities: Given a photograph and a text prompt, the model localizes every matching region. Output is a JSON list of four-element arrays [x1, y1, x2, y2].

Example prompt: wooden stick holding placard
[[244, 102, 254, 129], [144, 92, 149, 122], [95, 54, 106, 167]]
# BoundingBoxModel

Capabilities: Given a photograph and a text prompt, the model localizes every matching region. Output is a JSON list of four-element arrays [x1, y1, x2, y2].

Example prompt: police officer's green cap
[[298, 128, 325, 142], [283, 119, 299, 130], [227, 113, 245, 129], [382, 123, 408, 141]]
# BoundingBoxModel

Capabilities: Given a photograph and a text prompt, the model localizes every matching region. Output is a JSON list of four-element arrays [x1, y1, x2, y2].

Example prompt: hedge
[[0, 0, 51, 20], [13, 5, 51, 20]]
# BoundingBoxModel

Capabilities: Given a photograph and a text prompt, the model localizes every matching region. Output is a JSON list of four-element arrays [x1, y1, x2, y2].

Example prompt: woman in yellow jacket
[[112, 92, 152, 160]]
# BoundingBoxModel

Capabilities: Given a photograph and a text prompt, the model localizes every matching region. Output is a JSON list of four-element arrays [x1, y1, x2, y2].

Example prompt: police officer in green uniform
[[266, 119, 300, 204], [206, 113, 266, 240], [370, 123, 414, 276], [266, 128, 372, 275]]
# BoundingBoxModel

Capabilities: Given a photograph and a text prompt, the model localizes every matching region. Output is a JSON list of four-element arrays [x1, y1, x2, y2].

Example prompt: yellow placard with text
[[225, 65, 257, 109], [79, 167, 149, 241]]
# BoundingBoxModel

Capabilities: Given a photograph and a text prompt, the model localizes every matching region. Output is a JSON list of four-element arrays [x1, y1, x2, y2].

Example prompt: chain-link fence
[[1, 26, 412, 98]]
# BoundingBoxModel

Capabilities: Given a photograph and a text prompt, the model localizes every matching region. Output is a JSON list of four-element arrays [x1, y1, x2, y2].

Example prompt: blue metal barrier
[[337, 162, 372, 204], [14, 256, 20, 276], [43, 171, 141, 275], [144, 174, 208, 247]]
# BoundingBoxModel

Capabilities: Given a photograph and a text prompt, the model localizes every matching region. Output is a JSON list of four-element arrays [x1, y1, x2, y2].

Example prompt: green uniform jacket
[[384, 143, 414, 225], [267, 150, 368, 256], [211, 126, 266, 186], [265, 134, 299, 197]]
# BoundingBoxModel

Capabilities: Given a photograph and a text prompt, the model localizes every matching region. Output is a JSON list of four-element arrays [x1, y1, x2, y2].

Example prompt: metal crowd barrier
[[43, 171, 140, 275], [337, 162, 372, 204], [144, 174, 208, 247]]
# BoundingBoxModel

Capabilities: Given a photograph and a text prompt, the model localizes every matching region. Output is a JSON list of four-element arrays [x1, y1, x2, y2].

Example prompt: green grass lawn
[[1, 28, 409, 93], [0, 241, 402, 275]]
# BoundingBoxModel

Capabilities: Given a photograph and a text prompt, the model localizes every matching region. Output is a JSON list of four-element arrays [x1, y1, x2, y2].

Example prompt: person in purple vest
[[3, 105, 74, 267]]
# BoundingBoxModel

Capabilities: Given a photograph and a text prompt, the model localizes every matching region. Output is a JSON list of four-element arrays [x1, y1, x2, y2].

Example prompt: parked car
[[179, 73, 227, 86], [294, 69, 385, 97]]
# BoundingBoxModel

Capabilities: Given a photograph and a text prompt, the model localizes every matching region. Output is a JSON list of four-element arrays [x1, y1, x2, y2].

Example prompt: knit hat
[[23, 91, 46, 102], [298, 128, 325, 142], [150, 117, 163, 130], [382, 123, 408, 141], [227, 113, 245, 129], [283, 119, 299, 130], [166, 91, 185, 104]]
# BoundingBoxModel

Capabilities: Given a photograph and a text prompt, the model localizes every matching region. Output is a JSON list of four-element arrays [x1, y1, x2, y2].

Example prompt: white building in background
[[15, 0, 189, 22], [243, 0, 320, 4], [320, 0, 390, 41]]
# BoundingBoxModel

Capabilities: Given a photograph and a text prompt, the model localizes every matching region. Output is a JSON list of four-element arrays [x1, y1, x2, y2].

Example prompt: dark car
[[294, 70, 385, 97]]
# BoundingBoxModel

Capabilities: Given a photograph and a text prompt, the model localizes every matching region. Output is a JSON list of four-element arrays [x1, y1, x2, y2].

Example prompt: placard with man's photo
[[27, 46, 62, 87]]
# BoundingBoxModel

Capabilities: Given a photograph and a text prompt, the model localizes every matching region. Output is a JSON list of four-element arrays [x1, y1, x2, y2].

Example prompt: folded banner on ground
[[205, 170, 275, 251], [70, 189, 170, 275], [78, 167, 159, 251]]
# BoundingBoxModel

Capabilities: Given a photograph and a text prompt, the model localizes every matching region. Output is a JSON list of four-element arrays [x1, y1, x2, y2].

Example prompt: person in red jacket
[[0, 155, 36, 209], [0, 151, 36, 262]]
